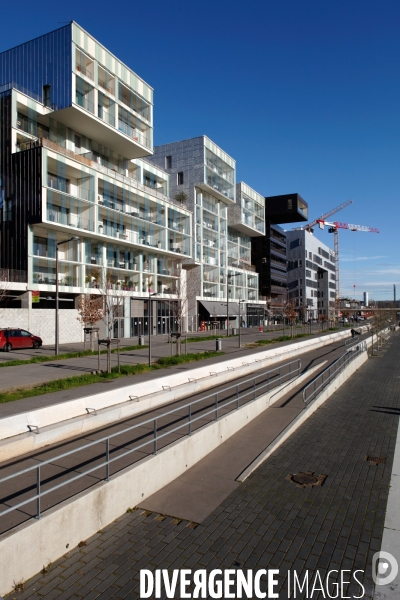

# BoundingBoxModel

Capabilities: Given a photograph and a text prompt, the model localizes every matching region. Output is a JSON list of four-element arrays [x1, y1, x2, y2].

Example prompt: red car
[[0, 328, 43, 351]]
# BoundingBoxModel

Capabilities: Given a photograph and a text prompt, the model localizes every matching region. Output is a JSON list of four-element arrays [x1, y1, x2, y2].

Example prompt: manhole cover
[[366, 455, 386, 465], [286, 471, 327, 488]]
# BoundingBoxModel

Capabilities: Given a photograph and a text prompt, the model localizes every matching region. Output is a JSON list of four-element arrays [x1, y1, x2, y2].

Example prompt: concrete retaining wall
[[0, 330, 352, 461], [0, 309, 83, 345]]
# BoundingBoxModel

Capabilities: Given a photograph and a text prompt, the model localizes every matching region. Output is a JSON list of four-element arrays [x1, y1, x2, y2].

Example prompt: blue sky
[[2, 0, 399, 300]]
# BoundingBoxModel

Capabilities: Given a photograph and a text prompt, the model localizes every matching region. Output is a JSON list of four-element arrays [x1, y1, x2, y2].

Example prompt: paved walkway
[[3, 331, 398, 599], [0, 324, 347, 395]]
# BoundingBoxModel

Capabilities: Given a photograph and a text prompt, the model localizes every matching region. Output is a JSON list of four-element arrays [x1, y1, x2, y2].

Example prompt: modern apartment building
[[251, 223, 287, 307], [0, 22, 192, 342], [286, 229, 336, 320], [147, 137, 267, 330], [251, 193, 308, 317]]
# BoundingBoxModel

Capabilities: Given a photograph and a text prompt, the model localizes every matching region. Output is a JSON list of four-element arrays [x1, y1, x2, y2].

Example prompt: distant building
[[363, 292, 369, 307], [286, 230, 336, 320], [251, 193, 308, 316]]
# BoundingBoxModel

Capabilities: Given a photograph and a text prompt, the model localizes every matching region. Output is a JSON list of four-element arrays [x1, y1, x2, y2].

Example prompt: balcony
[[47, 209, 94, 232], [118, 119, 151, 150], [23, 138, 189, 222], [0, 269, 26, 283], [16, 114, 49, 140], [75, 48, 94, 81]]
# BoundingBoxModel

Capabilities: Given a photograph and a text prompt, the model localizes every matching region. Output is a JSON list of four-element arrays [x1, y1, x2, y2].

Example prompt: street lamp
[[226, 271, 240, 337], [148, 291, 159, 365], [55, 237, 79, 355]]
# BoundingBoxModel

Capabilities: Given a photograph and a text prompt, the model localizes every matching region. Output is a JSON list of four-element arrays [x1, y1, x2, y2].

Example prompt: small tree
[[90, 268, 127, 373], [284, 302, 297, 338], [174, 192, 188, 204], [76, 294, 104, 351]]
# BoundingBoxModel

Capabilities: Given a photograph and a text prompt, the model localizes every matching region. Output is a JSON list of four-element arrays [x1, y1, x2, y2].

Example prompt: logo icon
[[372, 551, 398, 586]]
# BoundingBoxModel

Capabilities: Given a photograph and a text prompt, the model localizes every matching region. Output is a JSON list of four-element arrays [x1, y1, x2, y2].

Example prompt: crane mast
[[317, 219, 379, 312]]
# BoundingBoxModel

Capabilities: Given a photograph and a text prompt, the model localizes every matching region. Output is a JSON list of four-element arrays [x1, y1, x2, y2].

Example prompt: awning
[[199, 301, 240, 317]]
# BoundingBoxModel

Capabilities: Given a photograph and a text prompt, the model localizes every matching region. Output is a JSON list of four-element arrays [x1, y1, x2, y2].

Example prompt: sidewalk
[[0, 326, 351, 417], [5, 331, 398, 600]]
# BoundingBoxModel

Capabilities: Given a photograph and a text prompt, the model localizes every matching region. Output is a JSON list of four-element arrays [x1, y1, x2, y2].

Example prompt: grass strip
[[0, 344, 147, 369], [179, 334, 237, 343], [253, 333, 309, 346], [0, 351, 223, 404]]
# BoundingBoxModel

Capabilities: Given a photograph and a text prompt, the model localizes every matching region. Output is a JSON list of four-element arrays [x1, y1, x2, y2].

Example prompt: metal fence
[[303, 341, 367, 405], [0, 359, 301, 523]]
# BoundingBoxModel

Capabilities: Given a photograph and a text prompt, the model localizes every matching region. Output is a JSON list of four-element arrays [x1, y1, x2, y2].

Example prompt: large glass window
[[75, 76, 94, 113]]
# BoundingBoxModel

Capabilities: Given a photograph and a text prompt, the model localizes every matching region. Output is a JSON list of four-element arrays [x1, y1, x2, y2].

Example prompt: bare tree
[[76, 294, 104, 351], [90, 267, 127, 373], [285, 302, 297, 338]]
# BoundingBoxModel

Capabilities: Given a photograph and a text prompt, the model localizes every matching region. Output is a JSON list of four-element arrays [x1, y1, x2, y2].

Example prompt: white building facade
[[286, 230, 336, 320]]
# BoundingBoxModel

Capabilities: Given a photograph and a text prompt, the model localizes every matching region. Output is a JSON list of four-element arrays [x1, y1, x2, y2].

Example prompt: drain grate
[[366, 455, 386, 465], [286, 471, 327, 488]]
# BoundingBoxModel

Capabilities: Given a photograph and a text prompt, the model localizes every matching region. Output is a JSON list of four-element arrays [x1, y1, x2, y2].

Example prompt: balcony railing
[[21, 138, 190, 214], [98, 79, 114, 95], [0, 269, 27, 283], [118, 120, 151, 149], [205, 159, 235, 184], [99, 110, 115, 127], [47, 210, 94, 232], [16, 118, 49, 140], [76, 95, 94, 113], [227, 257, 256, 272], [76, 64, 94, 80]]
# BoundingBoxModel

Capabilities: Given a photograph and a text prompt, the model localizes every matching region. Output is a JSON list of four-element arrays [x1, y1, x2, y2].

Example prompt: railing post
[[154, 419, 157, 454], [106, 438, 110, 481], [236, 385, 239, 409], [215, 393, 218, 420], [189, 404, 192, 436], [36, 465, 41, 520]]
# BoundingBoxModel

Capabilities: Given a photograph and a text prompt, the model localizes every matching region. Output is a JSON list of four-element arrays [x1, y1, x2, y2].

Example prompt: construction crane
[[293, 199, 353, 231], [317, 219, 379, 307]]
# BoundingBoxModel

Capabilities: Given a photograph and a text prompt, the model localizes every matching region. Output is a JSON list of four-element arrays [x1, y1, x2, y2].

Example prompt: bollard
[[216, 338, 222, 351], [139, 336, 145, 345]]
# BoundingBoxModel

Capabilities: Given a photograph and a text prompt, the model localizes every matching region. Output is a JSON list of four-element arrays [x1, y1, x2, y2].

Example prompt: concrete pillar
[[20, 291, 32, 331]]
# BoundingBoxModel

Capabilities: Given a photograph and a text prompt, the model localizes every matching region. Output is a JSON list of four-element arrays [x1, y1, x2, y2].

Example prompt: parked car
[[0, 328, 43, 351]]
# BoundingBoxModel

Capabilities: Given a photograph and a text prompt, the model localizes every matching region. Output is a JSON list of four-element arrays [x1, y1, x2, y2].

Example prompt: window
[[165, 156, 172, 169], [43, 85, 51, 108], [177, 172, 184, 185], [4, 200, 13, 222]]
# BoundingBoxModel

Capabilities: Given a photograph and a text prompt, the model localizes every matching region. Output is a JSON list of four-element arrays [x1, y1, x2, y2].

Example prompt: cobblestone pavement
[[5, 333, 399, 600]]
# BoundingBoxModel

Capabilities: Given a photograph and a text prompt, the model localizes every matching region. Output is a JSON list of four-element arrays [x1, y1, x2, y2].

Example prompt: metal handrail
[[303, 342, 367, 404], [0, 359, 301, 522]]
